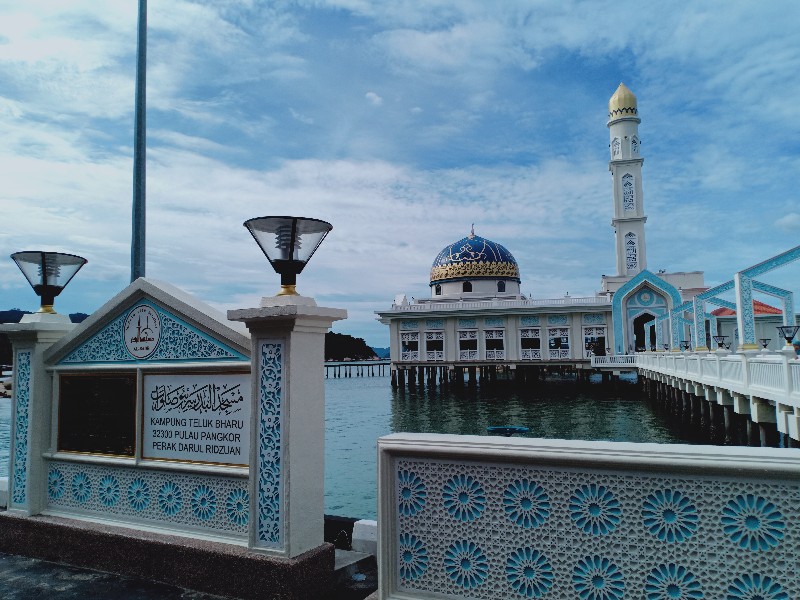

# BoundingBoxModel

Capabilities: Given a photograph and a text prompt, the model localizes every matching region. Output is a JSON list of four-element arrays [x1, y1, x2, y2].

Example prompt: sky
[[1, 1, 800, 347]]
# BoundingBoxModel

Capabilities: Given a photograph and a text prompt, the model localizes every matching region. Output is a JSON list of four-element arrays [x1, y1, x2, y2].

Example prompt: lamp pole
[[131, 0, 147, 282]]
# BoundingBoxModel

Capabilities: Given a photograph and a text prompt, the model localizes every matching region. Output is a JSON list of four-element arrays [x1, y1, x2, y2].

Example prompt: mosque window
[[622, 173, 635, 211], [463, 281, 472, 293], [625, 232, 638, 273], [425, 331, 444, 361], [484, 330, 505, 360], [435, 284, 442, 295], [631, 136, 639, 155], [497, 281, 506, 293], [458, 330, 478, 360], [611, 137, 620, 158], [548, 327, 570, 359], [520, 328, 541, 360], [401, 332, 419, 361]]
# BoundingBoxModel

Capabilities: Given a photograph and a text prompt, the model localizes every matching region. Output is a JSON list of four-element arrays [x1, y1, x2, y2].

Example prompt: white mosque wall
[[431, 279, 521, 299]]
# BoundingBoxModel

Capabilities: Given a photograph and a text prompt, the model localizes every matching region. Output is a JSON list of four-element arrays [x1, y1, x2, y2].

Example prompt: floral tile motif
[[256, 341, 283, 548], [46, 461, 247, 539], [11, 350, 31, 507], [393, 458, 800, 599]]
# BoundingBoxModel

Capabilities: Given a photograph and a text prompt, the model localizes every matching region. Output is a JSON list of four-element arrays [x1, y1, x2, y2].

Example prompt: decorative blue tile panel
[[11, 350, 31, 507], [46, 461, 247, 538], [547, 315, 568, 325], [400, 320, 419, 330], [458, 319, 477, 329], [60, 301, 246, 364], [484, 318, 504, 327], [425, 319, 444, 329], [520, 316, 540, 327], [393, 459, 800, 599], [583, 314, 606, 325], [256, 341, 283, 549]]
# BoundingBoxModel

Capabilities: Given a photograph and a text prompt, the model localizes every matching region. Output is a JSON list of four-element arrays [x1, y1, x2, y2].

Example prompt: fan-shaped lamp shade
[[244, 216, 332, 296], [777, 325, 800, 345], [11, 251, 87, 313]]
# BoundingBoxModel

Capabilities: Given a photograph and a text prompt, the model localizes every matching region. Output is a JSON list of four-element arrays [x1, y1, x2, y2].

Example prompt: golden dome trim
[[430, 261, 521, 283]]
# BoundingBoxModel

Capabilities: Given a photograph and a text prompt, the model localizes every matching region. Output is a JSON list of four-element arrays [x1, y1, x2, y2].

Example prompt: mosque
[[376, 84, 710, 375]]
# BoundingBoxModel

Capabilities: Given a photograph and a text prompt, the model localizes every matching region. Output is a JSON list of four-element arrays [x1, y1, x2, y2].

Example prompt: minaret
[[608, 83, 647, 277]]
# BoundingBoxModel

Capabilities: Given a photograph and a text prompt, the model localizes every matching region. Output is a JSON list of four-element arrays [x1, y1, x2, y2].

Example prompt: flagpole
[[131, 0, 147, 281]]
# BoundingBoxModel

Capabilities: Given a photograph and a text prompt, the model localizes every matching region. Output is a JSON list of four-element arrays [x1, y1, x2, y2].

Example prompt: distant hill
[[325, 332, 377, 361], [371, 347, 390, 359]]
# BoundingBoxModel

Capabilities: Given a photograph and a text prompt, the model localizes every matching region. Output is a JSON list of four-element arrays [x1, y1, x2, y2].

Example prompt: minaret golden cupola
[[608, 82, 638, 120]]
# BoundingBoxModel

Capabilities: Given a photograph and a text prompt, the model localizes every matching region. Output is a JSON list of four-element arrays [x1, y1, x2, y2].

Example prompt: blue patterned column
[[693, 297, 708, 350], [734, 273, 757, 350], [670, 314, 682, 351], [254, 341, 284, 550], [9, 350, 32, 510], [655, 318, 663, 350]]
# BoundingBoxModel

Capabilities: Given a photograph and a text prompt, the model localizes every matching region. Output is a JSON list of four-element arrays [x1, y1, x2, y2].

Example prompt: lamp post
[[229, 215, 345, 559], [777, 325, 799, 358], [759, 338, 771, 350], [680, 340, 690, 352], [712, 335, 728, 349], [244, 216, 332, 300], [11, 251, 87, 320]]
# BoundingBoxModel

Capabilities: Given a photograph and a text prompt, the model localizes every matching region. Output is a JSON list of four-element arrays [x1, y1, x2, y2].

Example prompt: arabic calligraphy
[[151, 382, 244, 415], [124, 304, 162, 359]]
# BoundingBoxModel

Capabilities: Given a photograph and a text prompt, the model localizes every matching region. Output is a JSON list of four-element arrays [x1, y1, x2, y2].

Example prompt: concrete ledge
[[351, 520, 376, 556], [0, 512, 334, 600]]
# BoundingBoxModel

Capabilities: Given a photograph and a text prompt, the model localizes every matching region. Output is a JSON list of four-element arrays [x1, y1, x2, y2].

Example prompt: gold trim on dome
[[430, 261, 520, 283]]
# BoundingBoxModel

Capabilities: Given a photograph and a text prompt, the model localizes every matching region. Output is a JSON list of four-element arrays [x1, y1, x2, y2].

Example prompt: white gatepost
[[1, 316, 75, 516], [229, 298, 346, 559]]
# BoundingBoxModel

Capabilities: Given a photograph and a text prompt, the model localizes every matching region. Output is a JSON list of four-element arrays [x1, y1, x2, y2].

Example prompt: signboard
[[143, 373, 250, 465]]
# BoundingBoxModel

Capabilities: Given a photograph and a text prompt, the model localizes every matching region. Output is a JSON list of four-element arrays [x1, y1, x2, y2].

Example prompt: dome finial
[[469, 223, 475, 239], [608, 82, 638, 119]]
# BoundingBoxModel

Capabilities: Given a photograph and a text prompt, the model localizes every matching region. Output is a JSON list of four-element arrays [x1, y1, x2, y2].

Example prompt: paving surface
[[0, 552, 228, 599], [0, 551, 377, 600]]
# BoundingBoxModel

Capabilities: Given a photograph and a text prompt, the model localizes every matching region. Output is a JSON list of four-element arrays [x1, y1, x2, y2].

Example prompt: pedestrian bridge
[[593, 351, 800, 443]]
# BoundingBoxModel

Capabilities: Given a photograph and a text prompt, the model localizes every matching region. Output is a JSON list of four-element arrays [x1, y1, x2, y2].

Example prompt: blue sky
[[2, 1, 799, 346]]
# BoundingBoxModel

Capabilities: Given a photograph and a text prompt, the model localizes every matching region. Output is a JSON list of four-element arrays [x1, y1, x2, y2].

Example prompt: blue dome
[[430, 233, 520, 284]]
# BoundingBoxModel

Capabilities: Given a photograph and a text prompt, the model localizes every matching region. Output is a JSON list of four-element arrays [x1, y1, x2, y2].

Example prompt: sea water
[[323, 373, 686, 519], [0, 374, 689, 520]]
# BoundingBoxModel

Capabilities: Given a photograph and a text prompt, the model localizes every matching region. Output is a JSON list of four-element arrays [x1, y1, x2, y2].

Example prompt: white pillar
[[228, 299, 346, 559], [1, 319, 74, 516]]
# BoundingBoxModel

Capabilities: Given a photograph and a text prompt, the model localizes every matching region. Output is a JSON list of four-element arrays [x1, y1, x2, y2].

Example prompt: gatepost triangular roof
[[45, 278, 250, 365]]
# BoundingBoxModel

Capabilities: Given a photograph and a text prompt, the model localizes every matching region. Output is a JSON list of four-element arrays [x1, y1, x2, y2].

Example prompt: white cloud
[[775, 213, 800, 232], [365, 91, 383, 106]]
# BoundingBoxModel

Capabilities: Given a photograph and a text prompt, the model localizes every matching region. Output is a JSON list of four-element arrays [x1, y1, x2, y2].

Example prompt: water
[[324, 373, 685, 520], [0, 374, 700, 520]]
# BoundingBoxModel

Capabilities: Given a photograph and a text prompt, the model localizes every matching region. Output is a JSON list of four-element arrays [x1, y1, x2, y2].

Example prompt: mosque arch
[[612, 270, 682, 354], [463, 281, 472, 293]]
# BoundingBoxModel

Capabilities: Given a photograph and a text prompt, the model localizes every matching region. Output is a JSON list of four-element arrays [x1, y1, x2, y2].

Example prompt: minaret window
[[611, 138, 620, 158], [435, 284, 442, 295], [622, 173, 635, 211], [631, 136, 639, 155], [463, 281, 472, 293], [625, 232, 638, 273], [497, 281, 506, 293]]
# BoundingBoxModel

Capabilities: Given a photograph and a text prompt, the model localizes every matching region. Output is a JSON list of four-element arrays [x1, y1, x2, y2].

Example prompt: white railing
[[459, 350, 478, 361], [401, 351, 419, 361], [485, 350, 505, 360], [520, 349, 541, 360], [636, 351, 800, 411], [388, 296, 611, 312], [378, 433, 800, 600], [590, 355, 637, 367], [425, 351, 444, 361], [549, 349, 571, 359]]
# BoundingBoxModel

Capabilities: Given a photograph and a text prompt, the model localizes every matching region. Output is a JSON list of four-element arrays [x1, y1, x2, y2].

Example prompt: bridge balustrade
[[377, 433, 800, 600]]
